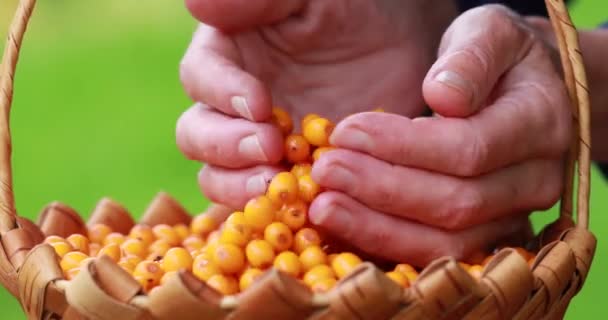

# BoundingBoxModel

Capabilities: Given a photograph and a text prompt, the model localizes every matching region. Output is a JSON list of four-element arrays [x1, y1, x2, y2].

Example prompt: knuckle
[[457, 123, 489, 176], [438, 184, 485, 230], [535, 162, 564, 209]]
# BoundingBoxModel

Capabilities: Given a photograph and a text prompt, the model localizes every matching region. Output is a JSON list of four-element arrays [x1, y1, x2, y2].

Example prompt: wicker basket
[[0, 0, 597, 319]]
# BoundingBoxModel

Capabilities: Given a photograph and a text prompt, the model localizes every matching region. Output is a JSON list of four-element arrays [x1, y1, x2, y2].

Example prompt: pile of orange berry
[[43, 107, 537, 296]]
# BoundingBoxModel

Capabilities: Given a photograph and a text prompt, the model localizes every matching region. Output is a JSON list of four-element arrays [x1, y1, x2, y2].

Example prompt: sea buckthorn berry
[[133, 261, 164, 290], [468, 265, 484, 280], [301, 114, 320, 130], [174, 224, 190, 241], [481, 255, 494, 267], [311, 278, 337, 293], [153, 224, 181, 246], [49, 240, 73, 258], [182, 235, 205, 253], [89, 243, 101, 257], [264, 222, 293, 252], [192, 256, 221, 281], [299, 246, 327, 272], [293, 228, 322, 254], [285, 135, 311, 164], [327, 254, 338, 265], [226, 211, 246, 225], [395, 264, 417, 275], [239, 268, 264, 291], [245, 240, 275, 269], [118, 260, 136, 273], [88, 224, 112, 244], [60, 252, 89, 271], [271, 107, 294, 136], [291, 163, 312, 178], [98, 243, 121, 262], [403, 271, 418, 283], [207, 274, 239, 295], [79, 257, 95, 268], [212, 243, 246, 274], [121, 238, 147, 258], [273, 251, 301, 277], [277, 200, 308, 231], [45, 235, 66, 244], [103, 232, 126, 247], [220, 224, 251, 247], [191, 214, 217, 237], [66, 234, 90, 254], [303, 117, 334, 147], [303, 265, 335, 287], [312, 147, 336, 162], [244, 196, 276, 232], [161, 248, 193, 273], [121, 255, 143, 267], [206, 230, 221, 244], [267, 172, 299, 205], [128, 224, 155, 246], [298, 175, 320, 203], [64, 268, 81, 281], [331, 253, 362, 279], [385, 271, 409, 287], [149, 239, 171, 256], [160, 271, 179, 286]]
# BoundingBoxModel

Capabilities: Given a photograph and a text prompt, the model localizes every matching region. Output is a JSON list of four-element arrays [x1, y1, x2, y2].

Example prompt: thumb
[[423, 5, 533, 117], [185, 0, 305, 32]]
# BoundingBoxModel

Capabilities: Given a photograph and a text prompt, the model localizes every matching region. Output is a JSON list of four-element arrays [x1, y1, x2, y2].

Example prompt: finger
[[312, 149, 562, 230], [185, 0, 305, 32], [176, 103, 284, 168], [198, 165, 282, 210], [423, 5, 534, 117], [180, 25, 272, 121], [309, 191, 530, 266]]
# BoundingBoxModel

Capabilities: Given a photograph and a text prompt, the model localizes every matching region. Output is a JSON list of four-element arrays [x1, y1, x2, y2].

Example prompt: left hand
[[309, 5, 572, 266]]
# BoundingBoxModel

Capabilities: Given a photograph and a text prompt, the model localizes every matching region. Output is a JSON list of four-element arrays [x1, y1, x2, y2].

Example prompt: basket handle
[[0, 0, 591, 234]]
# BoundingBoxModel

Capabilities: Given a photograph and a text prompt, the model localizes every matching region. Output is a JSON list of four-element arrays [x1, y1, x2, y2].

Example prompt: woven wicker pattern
[[0, 0, 597, 319]]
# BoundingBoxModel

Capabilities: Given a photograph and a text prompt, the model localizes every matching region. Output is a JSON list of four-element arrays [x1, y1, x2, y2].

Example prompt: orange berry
[[88, 224, 113, 245], [303, 265, 335, 287], [206, 274, 238, 295], [66, 234, 90, 254], [271, 107, 294, 136], [385, 271, 409, 287], [299, 246, 327, 272], [128, 224, 155, 246], [298, 175, 320, 203], [118, 260, 136, 273], [160, 270, 179, 286], [206, 230, 221, 244], [191, 214, 217, 237], [121, 255, 143, 268], [312, 147, 336, 162], [291, 163, 312, 178], [220, 224, 251, 247], [273, 251, 301, 277], [482, 255, 494, 267], [133, 261, 164, 290], [395, 264, 417, 275], [277, 200, 308, 231], [173, 224, 190, 241], [161, 248, 193, 273], [103, 232, 126, 247], [148, 239, 171, 257], [212, 243, 246, 274], [97, 243, 121, 262], [79, 257, 95, 268], [153, 224, 181, 246], [182, 235, 205, 253], [245, 240, 275, 269], [331, 253, 362, 279], [60, 252, 89, 271], [88, 243, 101, 257], [49, 240, 73, 258], [121, 238, 147, 258], [45, 236, 66, 244], [468, 265, 484, 280], [192, 255, 221, 281], [285, 135, 311, 164], [293, 228, 322, 254], [244, 196, 276, 232], [301, 114, 320, 130], [267, 172, 299, 205], [64, 268, 81, 281], [264, 222, 293, 252], [239, 268, 264, 291], [311, 278, 337, 293], [327, 254, 338, 265], [403, 271, 418, 283], [303, 117, 334, 147]]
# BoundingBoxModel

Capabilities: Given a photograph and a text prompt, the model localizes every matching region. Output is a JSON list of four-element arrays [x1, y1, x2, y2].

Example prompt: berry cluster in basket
[[44, 107, 537, 296]]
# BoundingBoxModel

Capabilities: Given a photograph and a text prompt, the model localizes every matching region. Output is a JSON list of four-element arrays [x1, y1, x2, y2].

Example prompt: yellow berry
[[301, 114, 320, 130], [133, 261, 164, 291], [192, 255, 221, 281], [220, 224, 251, 247], [207, 230, 221, 244], [49, 240, 73, 258], [206, 274, 238, 295], [273, 251, 301, 277], [79, 257, 95, 268], [468, 265, 484, 281], [298, 175, 320, 203], [291, 163, 312, 178], [267, 172, 299, 205], [173, 224, 190, 241], [327, 253, 338, 265], [88, 224, 113, 245], [161, 248, 193, 273], [44, 236, 66, 244], [239, 268, 264, 292], [89, 243, 101, 257], [299, 246, 327, 272], [403, 271, 418, 283], [148, 239, 171, 257], [60, 252, 89, 271], [331, 253, 362, 279], [153, 224, 181, 246], [264, 222, 293, 252], [66, 234, 90, 254], [103, 232, 126, 247], [64, 268, 81, 281], [118, 260, 136, 273], [312, 147, 336, 162], [128, 224, 155, 246], [303, 117, 334, 147], [191, 214, 217, 237], [271, 107, 294, 136], [245, 240, 275, 269], [121, 238, 147, 259], [394, 264, 416, 275], [277, 200, 308, 231], [303, 265, 335, 287], [285, 135, 311, 164], [244, 196, 276, 232], [212, 243, 246, 274], [160, 271, 179, 286], [311, 278, 337, 293], [386, 271, 409, 287], [121, 255, 143, 268], [97, 243, 121, 262], [293, 228, 322, 254], [182, 235, 205, 253]]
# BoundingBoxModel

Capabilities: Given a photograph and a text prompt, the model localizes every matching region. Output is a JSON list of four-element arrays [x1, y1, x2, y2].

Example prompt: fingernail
[[435, 70, 473, 97], [246, 174, 269, 196], [331, 128, 374, 151], [231, 96, 254, 121], [239, 134, 268, 162], [310, 204, 353, 233], [327, 166, 356, 190]]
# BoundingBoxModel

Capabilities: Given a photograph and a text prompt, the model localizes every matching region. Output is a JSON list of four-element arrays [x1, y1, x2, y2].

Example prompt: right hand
[[176, 0, 457, 209]]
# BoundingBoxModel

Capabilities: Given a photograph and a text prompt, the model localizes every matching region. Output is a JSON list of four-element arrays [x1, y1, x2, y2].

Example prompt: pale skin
[[177, 0, 607, 266]]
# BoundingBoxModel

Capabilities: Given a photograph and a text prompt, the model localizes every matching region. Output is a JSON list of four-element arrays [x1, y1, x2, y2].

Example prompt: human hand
[[176, 0, 457, 209], [309, 5, 572, 266]]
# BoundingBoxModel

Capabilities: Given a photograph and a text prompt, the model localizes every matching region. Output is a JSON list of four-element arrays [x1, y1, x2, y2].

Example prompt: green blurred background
[[0, 0, 605, 319]]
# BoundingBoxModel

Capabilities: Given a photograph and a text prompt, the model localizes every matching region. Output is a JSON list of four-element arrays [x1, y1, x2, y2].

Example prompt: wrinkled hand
[[176, 0, 456, 208], [309, 5, 572, 265]]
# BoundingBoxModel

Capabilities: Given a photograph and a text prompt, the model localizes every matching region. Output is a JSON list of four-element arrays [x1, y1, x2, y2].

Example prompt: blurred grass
[[0, 0, 606, 319]]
